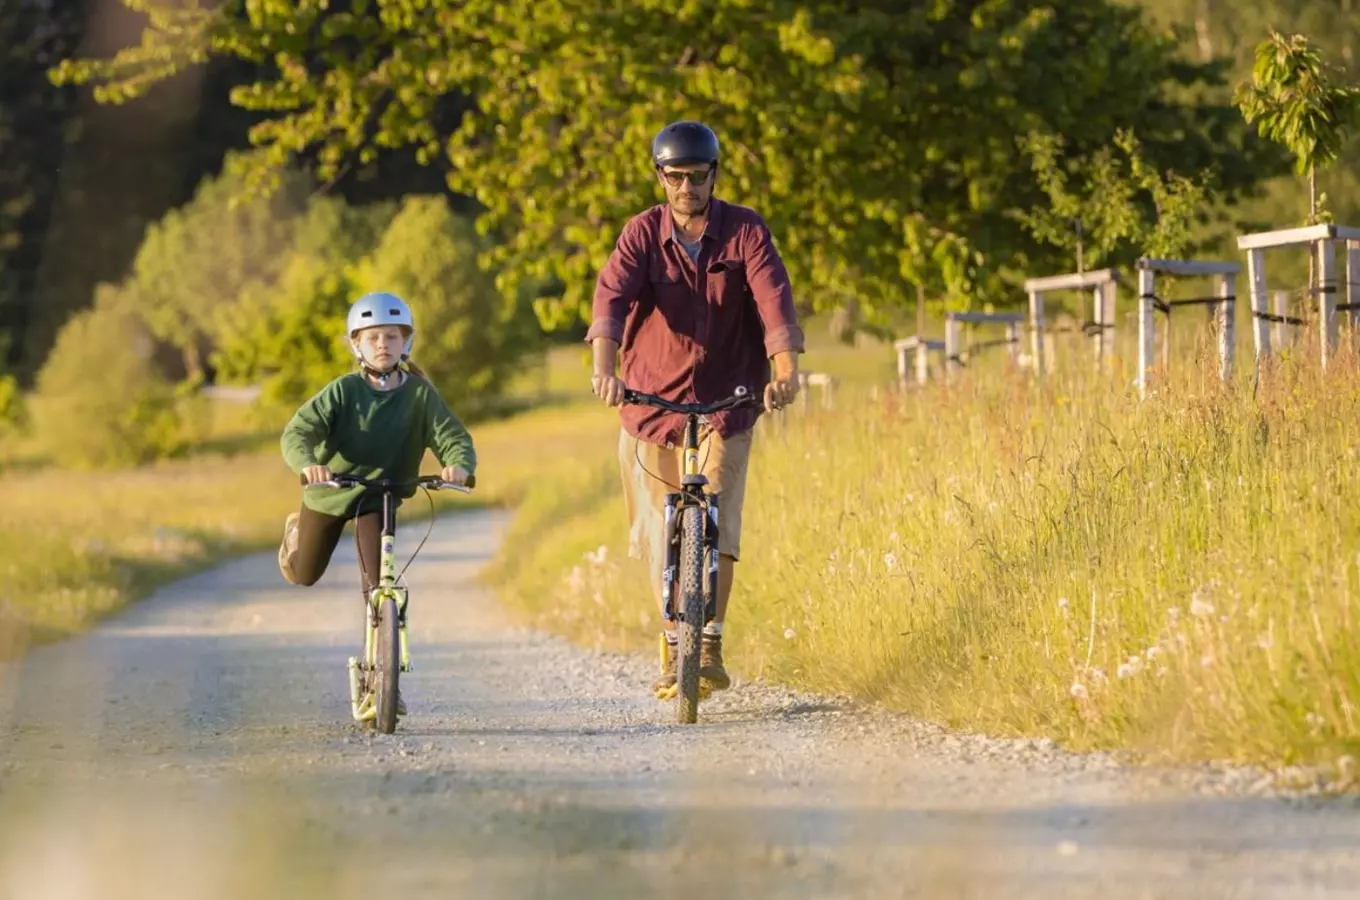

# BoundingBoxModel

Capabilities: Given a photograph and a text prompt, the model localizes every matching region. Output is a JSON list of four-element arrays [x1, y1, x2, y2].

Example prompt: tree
[[212, 195, 540, 416], [352, 195, 541, 415], [211, 252, 357, 412], [52, 0, 1270, 329], [1015, 128, 1214, 270], [0, 0, 83, 372], [29, 285, 198, 468], [122, 156, 314, 381], [1236, 30, 1360, 224]]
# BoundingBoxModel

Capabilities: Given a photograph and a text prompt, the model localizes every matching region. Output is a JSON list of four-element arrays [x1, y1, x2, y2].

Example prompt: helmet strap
[[358, 357, 405, 384]]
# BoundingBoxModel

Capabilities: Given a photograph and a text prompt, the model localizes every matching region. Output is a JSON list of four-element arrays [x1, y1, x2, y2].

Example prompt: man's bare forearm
[[771, 350, 799, 381], [592, 337, 620, 378]]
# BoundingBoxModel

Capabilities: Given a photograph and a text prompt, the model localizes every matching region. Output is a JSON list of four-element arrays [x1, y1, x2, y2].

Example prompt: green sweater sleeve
[[280, 380, 341, 474], [424, 386, 476, 473]]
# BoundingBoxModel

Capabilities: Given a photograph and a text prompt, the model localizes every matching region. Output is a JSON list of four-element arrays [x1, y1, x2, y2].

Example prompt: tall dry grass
[[0, 398, 618, 659], [491, 326, 1360, 775]]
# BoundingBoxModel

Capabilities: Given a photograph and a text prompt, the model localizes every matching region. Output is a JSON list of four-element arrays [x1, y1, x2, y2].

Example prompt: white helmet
[[346, 292, 415, 363]]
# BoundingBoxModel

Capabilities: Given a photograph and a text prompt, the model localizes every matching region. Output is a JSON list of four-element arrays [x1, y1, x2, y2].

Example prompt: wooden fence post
[[1028, 290, 1045, 377], [1247, 247, 1270, 368], [1219, 271, 1236, 382], [1319, 237, 1339, 369], [1137, 267, 1156, 398]]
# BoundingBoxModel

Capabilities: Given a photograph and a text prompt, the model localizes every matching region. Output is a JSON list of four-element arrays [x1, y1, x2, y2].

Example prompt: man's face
[[657, 163, 714, 216]]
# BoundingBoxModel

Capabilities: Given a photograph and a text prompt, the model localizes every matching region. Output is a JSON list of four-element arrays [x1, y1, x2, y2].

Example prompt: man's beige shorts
[[617, 426, 754, 580]]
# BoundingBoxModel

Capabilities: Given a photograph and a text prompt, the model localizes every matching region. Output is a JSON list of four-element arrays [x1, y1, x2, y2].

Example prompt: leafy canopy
[[54, 0, 1262, 321]]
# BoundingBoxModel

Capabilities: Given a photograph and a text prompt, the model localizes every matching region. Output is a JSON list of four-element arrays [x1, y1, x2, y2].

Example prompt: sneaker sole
[[654, 682, 714, 702]]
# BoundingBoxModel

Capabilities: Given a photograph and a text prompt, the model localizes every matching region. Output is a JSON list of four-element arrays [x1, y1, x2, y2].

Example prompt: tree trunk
[[1310, 167, 1318, 224], [1343, 0, 1354, 66], [1194, 0, 1214, 61], [1309, 167, 1317, 309], [182, 341, 203, 384], [916, 282, 926, 337]]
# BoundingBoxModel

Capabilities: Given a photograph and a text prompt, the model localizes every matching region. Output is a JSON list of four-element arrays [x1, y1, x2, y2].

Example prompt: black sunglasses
[[659, 167, 713, 186]]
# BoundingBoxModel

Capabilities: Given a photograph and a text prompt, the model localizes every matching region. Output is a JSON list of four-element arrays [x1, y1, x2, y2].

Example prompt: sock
[[665, 630, 678, 645], [703, 621, 723, 638]]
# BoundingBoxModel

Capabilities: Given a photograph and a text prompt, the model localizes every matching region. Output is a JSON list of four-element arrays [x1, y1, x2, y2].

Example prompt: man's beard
[[672, 193, 708, 216]]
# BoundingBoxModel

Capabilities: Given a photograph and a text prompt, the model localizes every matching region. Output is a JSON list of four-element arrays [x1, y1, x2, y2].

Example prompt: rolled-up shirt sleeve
[[742, 216, 805, 357], [586, 217, 650, 345]]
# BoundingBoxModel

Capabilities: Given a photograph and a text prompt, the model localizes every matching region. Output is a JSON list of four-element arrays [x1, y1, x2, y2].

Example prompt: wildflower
[[1116, 656, 1142, 679], [1070, 683, 1088, 699], [1057, 597, 1070, 611], [1256, 633, 1274, 651], [1146, 646, 1162, 661], [888, 531, 900, 544], [1190, 596, 1215, 618], [883, 552, 898, 571], [1089, 667, 1108, 685], [1200, 653, 1214, 668], [783, 628, 797, 640]]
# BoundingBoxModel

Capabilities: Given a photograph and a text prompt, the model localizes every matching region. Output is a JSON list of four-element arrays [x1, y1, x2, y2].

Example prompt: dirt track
[[1, 508, 1357, 899]]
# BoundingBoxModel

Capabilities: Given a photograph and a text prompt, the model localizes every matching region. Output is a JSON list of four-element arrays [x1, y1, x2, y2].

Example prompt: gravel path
[[1, 508, 1357, 900]]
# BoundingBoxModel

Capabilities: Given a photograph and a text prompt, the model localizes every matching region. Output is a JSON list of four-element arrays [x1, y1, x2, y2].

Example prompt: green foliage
[[1015, 128, 1213, 269], [353, 195, 541, 415], [0, 373, 24, 435], [124, 155, 312, 379], [1235, 30, 1360, 222], [211, 254, 355, 412], [29, 286, 201, 468], [212, 195, 539, 417], [52, 0, 1264, 325]]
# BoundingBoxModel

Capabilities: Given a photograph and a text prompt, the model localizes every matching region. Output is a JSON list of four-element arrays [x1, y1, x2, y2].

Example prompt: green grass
[[487, 325, 1360, 782]]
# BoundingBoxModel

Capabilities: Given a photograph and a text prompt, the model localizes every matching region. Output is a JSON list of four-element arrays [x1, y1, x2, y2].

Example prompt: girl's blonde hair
[[402, 358, 430, 381]]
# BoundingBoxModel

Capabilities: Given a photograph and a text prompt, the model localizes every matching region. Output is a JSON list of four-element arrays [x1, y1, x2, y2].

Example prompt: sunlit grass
[[489, 323, 1360, 777], [0, 397, 618, 658]]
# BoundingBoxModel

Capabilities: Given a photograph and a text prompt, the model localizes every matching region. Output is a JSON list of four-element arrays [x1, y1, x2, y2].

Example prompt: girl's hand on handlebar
[[441, 465, 471, 486], [303, 464, 333, 485]]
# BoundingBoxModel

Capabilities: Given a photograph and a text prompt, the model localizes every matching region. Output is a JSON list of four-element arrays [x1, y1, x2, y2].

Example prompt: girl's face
[[352, 325, 407, 369]]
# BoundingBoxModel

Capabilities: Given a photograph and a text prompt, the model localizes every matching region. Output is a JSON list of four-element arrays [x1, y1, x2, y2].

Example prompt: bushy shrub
[[29, 286, 200, 468]]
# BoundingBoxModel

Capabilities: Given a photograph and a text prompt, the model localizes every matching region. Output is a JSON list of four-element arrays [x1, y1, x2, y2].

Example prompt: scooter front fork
[[659, 492, 720, 626]]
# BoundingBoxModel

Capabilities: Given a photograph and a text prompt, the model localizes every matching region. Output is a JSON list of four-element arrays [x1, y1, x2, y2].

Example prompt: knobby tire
[[677, 505, 705, 724], [375, 596, 401, 734]]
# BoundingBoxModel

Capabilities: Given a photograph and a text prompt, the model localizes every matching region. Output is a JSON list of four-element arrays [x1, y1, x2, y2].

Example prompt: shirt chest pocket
[[706, 258, 749, 308]]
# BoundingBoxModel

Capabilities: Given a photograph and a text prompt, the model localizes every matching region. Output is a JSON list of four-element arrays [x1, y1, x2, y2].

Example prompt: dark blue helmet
[[652, 121, 720, 168]]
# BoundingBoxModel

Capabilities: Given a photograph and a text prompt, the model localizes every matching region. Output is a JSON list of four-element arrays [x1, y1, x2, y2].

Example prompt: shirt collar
[[660, 196, 726, 244]]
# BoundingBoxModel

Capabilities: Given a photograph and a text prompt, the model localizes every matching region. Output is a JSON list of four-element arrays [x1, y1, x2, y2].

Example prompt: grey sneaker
[[278, 512, 300, 584]]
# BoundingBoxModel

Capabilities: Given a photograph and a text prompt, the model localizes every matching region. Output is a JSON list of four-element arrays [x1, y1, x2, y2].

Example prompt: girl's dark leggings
[[290, 505, 384, 595]]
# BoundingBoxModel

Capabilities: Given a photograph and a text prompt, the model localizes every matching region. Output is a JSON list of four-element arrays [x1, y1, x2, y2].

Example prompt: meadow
[[6, 316, 1359, 783]]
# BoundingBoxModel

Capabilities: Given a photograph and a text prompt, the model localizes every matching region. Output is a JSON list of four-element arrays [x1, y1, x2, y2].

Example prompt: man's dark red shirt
[[586, 198, 805, 446]]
